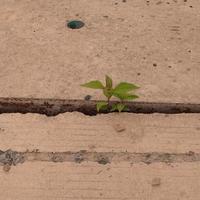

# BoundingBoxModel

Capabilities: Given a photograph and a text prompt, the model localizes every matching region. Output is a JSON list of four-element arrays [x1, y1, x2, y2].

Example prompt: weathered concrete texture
[[0, 112, 200, 153], [0, 162, 200, 200], [0, 0, 200, 102], [0, 112, 200, 199]]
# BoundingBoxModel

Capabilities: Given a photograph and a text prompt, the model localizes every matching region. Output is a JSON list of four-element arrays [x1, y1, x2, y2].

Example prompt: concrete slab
[[0, 112, 200, 199], [0, 112, 200, 153], [1, 162, 200, 200], [0, 0, 199, 102]]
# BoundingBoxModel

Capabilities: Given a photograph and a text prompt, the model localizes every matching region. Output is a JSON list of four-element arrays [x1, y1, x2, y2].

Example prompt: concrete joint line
[[0, 98, 200, 116], [0, 150, 199, 168]]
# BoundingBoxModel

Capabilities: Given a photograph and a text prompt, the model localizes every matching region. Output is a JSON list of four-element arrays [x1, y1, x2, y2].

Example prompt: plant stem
[[107, 98, 110, 106], [107, 97, 111, 111]]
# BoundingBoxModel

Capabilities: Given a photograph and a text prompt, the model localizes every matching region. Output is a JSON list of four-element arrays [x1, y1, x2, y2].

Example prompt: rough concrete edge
[[0, 98, 200, 116]]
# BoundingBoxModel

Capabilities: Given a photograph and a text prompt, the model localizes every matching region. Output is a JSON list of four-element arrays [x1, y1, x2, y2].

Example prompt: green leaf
[[122, 105, 130, 111], [105, 75, 113, 89], [110, 104, 118, 112], [103, 88, 113, 99], [114, 82, 139, 93], [117, 103, 125, 112], [111, 104, 129, 112], [81, 80, 104, 89], [96, 102, 108, 112], [113, 92, 139, 100]]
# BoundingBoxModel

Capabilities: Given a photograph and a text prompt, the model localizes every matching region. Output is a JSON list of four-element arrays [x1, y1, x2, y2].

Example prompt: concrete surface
[[1, 162, 200, 200], [0, 0, 200, 102], [1, 0, 200, 199], [0, 113, 200, 153], [0, 112, 200, 199]]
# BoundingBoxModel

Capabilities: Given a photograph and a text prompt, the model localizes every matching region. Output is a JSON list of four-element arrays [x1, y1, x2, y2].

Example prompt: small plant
[[81, 75, 139, 112]]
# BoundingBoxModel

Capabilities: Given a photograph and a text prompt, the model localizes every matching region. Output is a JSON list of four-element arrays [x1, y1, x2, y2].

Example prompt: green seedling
[[81, 75, 139, 112]]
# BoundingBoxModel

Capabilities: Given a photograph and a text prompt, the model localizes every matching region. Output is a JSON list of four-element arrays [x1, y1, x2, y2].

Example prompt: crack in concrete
[[0, 150, 199, 168], [0, 98, 200, 116]]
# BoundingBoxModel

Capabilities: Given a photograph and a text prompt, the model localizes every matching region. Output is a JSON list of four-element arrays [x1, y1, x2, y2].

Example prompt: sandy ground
[[0, 112, 200, 199], [0, 0, 200, 102]]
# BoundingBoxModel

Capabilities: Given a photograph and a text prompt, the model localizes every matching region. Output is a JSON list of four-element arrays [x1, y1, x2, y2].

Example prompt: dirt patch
[[0, 150, 25, 166]]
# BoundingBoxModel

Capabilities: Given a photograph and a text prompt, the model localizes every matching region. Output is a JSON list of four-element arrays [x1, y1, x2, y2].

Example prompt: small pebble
[[152, 177, 161, 186], [113, 124, 126, 132], [3, 164, 11, 173]]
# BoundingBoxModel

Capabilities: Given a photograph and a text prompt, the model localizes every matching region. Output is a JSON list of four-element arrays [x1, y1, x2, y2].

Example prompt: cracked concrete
[[1, 98, 200, 116], [1, 0, 200, 199]]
